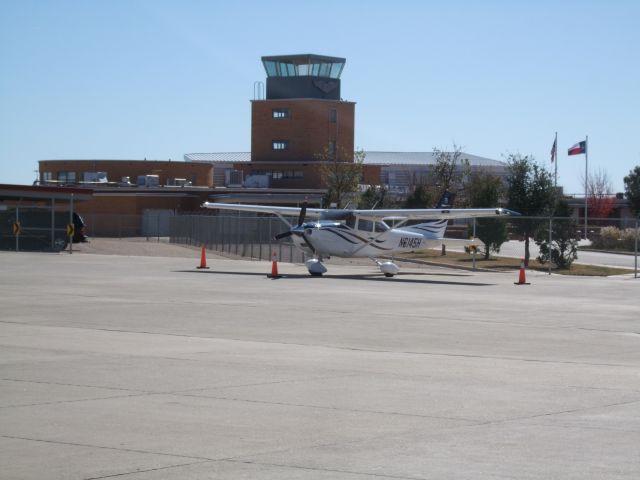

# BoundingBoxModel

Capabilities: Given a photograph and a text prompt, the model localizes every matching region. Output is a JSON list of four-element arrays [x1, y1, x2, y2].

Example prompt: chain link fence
[[170, 214, 306, 263], [1, 206, 70, 252], [3, 207, 637, 277], [449, 216, 638, 275], [169, 214, 638, 276]]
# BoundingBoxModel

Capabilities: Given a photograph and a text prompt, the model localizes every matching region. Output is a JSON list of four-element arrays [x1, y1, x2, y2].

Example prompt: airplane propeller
[[274, 202, 307, 240], [273, 202, 315, 253]]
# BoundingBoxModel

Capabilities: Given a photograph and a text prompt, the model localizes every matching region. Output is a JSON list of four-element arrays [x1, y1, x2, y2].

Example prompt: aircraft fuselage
[[290, 221, 442, 258]]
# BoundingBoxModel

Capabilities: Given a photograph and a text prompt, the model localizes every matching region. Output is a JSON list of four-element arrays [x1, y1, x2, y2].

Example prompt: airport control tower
[[251, 54, 355, 164]]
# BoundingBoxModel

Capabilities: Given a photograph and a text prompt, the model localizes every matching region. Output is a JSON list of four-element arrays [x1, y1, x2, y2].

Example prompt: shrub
[[592, 226, 638, 251]]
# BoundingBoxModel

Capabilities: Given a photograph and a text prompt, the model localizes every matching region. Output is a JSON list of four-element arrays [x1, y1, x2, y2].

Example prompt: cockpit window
[[374, 221, 389, 232], [357, 219, 374, 232]]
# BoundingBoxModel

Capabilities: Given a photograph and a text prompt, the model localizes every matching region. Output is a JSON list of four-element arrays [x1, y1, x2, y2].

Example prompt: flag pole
[[584, 135, 589, 240], [554, 131, 558, 188]]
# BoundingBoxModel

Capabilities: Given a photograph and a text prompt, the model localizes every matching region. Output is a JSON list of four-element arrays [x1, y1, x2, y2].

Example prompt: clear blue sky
[[1, 0, 638, 194]]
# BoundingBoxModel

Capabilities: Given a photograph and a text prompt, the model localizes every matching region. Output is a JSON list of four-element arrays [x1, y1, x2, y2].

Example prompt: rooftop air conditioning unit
[[137, 175, 159, 187], [83, 171, 108, 183]]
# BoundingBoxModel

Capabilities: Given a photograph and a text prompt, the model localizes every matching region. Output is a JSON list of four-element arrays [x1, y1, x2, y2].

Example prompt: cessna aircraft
[[202, 192, 517, 277]]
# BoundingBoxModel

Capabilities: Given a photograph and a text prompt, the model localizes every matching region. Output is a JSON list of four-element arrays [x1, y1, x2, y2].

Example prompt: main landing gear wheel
[[306, 258, 327, 276]]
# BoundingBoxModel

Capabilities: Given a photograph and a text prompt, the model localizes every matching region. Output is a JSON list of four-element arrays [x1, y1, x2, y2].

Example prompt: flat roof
[[0, 183, 94, 202], [184, 151, 506, 167], [261, 54, 345, 65]]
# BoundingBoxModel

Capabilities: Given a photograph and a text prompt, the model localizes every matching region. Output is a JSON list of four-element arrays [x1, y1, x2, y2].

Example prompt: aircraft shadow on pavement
[[174, 270, 494, 287]]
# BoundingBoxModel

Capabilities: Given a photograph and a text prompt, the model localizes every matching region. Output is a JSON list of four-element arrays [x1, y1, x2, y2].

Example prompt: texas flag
[[568, 141, 587, 156]]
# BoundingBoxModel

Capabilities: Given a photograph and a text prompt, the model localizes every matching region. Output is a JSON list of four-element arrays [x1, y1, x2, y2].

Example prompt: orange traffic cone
[[514, 258, 529, 285], [197, 244, 209, 269], [268, 251, 280, 278]]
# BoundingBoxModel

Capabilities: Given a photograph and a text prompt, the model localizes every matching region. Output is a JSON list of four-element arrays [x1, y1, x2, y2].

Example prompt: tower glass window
[[261, 54, 345, 79], [272, 140, 289, 150]]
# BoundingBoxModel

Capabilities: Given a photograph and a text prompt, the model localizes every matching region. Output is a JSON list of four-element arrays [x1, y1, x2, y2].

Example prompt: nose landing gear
[[371, 258, 400, 277], [306, 258, 327, 276]]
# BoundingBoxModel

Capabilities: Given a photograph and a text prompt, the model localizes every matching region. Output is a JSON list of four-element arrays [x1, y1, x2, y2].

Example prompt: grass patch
[[398, 250, 633, 276]]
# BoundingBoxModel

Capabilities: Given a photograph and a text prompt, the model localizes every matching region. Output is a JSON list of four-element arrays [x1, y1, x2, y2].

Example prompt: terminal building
[[186, 53, 507, 197], [36, 53, 510, 233]]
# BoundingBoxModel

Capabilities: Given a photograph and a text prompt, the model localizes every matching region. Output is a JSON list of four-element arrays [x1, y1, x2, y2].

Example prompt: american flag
[[550, 137, 557, 163]]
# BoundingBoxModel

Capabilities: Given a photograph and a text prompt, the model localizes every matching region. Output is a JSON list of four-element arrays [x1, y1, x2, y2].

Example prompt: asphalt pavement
[[1, 250, 639, 479]]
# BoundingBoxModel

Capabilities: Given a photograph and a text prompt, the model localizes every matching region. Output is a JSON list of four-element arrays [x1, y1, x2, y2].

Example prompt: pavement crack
[[173, 392, 475, 424], [82, 460, 212, 480], [0, 392, 160, 410], [2, 321, 638, 368], [169, 373, 362, 395], [224, 458, 427, 480], [477, 398, 640, 427], [0, 377, 147, 394], [0, 434, 214, 461]]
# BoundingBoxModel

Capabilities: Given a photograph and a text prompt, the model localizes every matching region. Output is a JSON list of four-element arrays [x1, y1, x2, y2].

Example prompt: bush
[[592, 226, 638, 251]]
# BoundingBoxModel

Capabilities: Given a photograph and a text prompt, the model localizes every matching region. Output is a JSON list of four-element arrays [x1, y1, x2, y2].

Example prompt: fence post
[[472, 218, 476, 271], [250, 223, 254, 259], [15, 207, 19, 252], [217, 215, 221, 252], [259, 218, 263, 260], [268, 219, 273, 261], [235, 213, 240, 255], [549, 216, 552, 275], [69, 193, 74, 254], [635, 217, 638, 279], [51, 198, 55, 250]]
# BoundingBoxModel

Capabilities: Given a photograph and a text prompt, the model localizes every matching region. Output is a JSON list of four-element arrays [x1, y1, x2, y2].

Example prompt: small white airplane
[[202, 192, 518, 277]]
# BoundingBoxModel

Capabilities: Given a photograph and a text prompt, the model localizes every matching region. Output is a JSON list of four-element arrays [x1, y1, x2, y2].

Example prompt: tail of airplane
[[406, 191, 455, 239], [436, 190, 455, 209]]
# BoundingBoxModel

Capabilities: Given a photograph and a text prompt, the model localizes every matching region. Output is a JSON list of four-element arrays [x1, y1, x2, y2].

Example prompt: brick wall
[[251, 99, 355, 162]]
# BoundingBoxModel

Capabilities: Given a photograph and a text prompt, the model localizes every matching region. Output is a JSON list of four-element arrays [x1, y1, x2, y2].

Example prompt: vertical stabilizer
[[406, 191, 455, 239], [436, 190, 456, 209]]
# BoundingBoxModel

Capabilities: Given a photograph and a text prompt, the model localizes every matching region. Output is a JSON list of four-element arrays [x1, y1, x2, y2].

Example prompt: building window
[[58, 171, 76, 183], [272, 171, 283, 179], [272, 108, 289, 119], [294, 170, 304, 178], [272, 140, 289, 150], [329, 109, 337, 123], [328, 141, 336, 156], [42, 172, 52, 181]]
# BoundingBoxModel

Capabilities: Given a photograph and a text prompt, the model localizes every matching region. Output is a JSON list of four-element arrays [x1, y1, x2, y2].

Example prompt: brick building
[[39, 159, 213, 188], [35, 52, 511, 235]]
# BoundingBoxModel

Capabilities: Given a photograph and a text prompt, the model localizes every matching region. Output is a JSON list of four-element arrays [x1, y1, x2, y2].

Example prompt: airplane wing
[[202, 202, 519, 221], [202, 202, 326, 217], [351, 207, 518, 221]]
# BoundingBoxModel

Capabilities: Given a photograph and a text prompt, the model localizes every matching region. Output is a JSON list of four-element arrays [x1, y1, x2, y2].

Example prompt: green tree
[[359, 185, 397, 209], [404, 184, 433, 208], [506, 154, 555, 266], [624, 165, 640, 216], [468, 171, 508, 259], [318, 147, 364, 208], [535, 198, 578, 269], [431, 144, 471, 205]]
